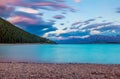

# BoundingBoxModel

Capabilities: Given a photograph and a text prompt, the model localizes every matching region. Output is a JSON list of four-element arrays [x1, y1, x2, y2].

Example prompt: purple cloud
[[53, 15, 65, 19]]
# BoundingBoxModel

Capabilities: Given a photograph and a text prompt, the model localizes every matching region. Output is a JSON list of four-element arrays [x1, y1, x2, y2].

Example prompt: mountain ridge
[[56, 35, 120, 44]]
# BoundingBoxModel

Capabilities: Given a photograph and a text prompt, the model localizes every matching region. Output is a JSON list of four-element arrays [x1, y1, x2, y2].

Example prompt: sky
[[0, 0, 120, 42]]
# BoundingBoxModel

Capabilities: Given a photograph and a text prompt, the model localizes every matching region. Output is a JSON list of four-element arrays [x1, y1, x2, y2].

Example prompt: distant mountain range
[[56, 35, 120, 44], [0, 17, 56, 44]]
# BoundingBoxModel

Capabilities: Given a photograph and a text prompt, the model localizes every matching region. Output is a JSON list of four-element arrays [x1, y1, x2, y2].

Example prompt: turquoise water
[[0, 44, 120, 64]]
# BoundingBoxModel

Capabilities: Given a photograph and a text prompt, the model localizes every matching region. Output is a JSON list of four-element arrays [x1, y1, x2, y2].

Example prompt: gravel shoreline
[[0, 62, 120, 79]]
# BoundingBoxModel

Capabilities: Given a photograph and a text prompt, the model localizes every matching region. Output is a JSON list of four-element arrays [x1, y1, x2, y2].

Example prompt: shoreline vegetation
[[0, 61, 120, 79]]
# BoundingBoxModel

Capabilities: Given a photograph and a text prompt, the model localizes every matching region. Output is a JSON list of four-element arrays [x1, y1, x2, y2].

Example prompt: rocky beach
[[0, 62, 120, 79]]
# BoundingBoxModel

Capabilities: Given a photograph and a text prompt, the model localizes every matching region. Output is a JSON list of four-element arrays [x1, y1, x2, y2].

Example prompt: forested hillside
[[0, 17, 56, 44]]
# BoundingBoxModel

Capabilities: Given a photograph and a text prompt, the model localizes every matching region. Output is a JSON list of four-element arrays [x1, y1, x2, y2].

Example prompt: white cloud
[[42, 28, 48, 31], [90, 30, 101, 35], [43, 30, 67, 37], [43, 28, 78, 37], [69, 35, 90, 39], [111, 30, 116, 33], [16, 7, 39, 14], [90, 26, 105, 31]]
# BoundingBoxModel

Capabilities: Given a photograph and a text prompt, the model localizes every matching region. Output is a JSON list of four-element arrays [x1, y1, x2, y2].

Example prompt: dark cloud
[[48, 34, 57, 37], [39, 13, 44, 16], [21, 0, 75, 11], [72, 21, 82, 26], [97, 16, 103, 18], [62, 12, 67, 14], [82, 22, 113, 30], [53, 15, 65, 19], [0, 6, 14, 18], [83, 19, 96, 25], [0, 0, 21, 17], [71, 18, 96, 26], [60, 23, 64, 25], [63, 27, 67, 30], [47, 19, 56, 22], [116, 7, 120, 13], [98, 25, 120, 32], [70, 26, 80, 29]]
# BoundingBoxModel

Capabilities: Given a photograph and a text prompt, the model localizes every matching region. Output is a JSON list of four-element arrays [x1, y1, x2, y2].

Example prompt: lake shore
[[0, 62, 120, 79]]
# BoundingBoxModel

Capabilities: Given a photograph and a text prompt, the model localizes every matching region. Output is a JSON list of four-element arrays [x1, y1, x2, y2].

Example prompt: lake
[[0, 44, 120, 64]]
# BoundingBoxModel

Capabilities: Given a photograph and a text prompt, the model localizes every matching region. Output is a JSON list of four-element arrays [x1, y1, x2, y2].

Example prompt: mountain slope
[[0, 17, 56, 44], [56, 35, 120, 44]]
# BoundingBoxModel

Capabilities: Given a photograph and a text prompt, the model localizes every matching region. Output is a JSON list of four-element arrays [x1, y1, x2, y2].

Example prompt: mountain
[[56, 35, 120, 44], [0, 17, 56, 44]]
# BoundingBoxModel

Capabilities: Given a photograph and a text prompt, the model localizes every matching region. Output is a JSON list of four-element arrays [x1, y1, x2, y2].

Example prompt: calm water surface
[[0, 44, 120, 64]]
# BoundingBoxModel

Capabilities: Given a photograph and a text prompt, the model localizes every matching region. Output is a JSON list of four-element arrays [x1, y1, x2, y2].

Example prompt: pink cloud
[[16, 7, 39, 14], [9, 15, 37, 24], [21, 1, 75, 11], [0, 0, 76, 18], [0, 0, 76, 11], [74, 0, 81, 3], [0, 0, 20, 6]]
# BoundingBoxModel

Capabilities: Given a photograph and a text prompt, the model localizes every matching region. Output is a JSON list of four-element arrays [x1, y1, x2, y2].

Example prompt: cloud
[[71, 18, 96, 27], [45, 21, 120, 41], [42, 22, 120, 43], [44, 29, 68, 37], [8, 13, 57, 36], [0, 0, 76, 18], [0, 0, 76, 37], [69, 35, 90, 39], [0, 0, 21, 18], [20, 1, 75, 11], [72, 21, 82, 26], [44, 28, 90, 39], [83, 23, 120, 36], [0, 0, 20, 6], [116, 7, 120, 13], [0, 5, 14, 18], [83, 19, 96, 25], [53, 15, 65, 19], [74, 0, 81, 3], [9, 15, 37, 24], [12, 11, 37, 18], [16, 7, 39, 14], [90, 30, 101, 35], [49, 35, 90, 41], [82, 22, 112, 30], [98, 25, 120, 32]]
